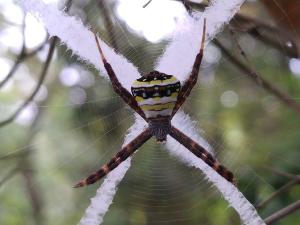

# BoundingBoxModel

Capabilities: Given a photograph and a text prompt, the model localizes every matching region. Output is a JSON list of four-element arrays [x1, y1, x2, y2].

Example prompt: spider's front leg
[[93, 32, 147, 120], [169, 126, 236, 185], [172, 18, 206, 117], [74, 129, 152, 187]]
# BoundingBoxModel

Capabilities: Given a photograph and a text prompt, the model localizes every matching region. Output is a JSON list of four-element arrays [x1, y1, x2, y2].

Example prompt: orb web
[[1, 0, 299, 225]]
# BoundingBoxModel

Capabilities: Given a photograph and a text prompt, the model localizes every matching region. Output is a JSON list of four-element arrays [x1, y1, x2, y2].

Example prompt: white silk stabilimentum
[[78, 117, 147, 225], [156, 0, 247, 81], [168, 113, 265, 225], [17, 0, 265, 225]]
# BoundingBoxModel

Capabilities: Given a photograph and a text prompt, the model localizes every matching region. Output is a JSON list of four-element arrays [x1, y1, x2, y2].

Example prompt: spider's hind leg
[[74, 129, 152, 188], [169, 126, 236, 185]]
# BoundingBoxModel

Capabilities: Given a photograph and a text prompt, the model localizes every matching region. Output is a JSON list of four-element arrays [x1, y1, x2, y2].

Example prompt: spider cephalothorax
[[131, 71, 180, 142], [74, 19, 236, 188]]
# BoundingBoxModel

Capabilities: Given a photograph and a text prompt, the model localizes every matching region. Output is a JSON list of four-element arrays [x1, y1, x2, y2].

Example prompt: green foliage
[[1, 1, 300, 225]]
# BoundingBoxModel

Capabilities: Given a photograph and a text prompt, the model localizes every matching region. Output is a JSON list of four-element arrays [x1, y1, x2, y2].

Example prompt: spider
[[74, 19, 236, 188]]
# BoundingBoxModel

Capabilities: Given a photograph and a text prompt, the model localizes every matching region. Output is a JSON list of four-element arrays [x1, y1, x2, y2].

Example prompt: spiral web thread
[[17, 0, 265, 225]]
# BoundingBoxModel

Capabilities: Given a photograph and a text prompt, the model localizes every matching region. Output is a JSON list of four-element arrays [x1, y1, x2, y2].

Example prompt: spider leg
[[74, 129, 152, 188], [169, 126, 236, 185], [172, 18, 206, 117], [93, 31, 147, 120]]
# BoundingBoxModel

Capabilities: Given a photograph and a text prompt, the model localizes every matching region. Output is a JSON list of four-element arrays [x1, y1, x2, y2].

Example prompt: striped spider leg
[[74, 33, 151, 188], [169, 126, 236, 184], [93, 31, 147, 121], [168, 18, 236, 184], [74, 18, 235, 188], [74, 129, 152, 187], [171, 18, 207, 117]]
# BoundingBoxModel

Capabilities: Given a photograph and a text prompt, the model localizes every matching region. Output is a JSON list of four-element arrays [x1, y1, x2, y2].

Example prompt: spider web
[[4, 0, 260, 225], [1, 0, 300, 225]]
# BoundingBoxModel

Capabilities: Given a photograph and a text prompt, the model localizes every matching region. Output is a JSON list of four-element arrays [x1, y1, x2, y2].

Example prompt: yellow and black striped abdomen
[[131, 71, 180, 119]]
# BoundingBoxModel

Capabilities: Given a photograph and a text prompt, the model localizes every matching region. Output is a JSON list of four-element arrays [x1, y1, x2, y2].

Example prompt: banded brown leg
[[169, 126, 236, 185], [172, 18, 206, 117], [74, 129, 152, 188], [93, 31, 147, 120]]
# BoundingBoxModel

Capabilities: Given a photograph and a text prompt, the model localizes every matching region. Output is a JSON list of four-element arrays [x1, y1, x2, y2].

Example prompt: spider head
[[131, 71, 181, 119]]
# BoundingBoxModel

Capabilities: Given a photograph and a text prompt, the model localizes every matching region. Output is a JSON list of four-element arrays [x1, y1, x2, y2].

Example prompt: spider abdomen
[[131, 71, 181, 119]]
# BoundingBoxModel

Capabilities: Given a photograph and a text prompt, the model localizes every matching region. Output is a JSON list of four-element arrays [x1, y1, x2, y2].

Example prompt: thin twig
[[0, 20, 48, 89], [144, 0, 193, 13], [232, 14, 300, 58], [213, 39, 300, 115], [0, 37, 57, 127], [97, 0, 119, 50], [265, 200, 300, 224], [21, 161, 43, 225], [257, 178, 300, 209], [0, 52, 24, 88], [181, 0, 300, 58], [0, 0, 70, 90], [0, 42, 47, 89], [143, 0, 152, 8], [2, 2, 73, 225], [228, 26, 259, 73], [0, 167, 19, 187], [256, 167, 300, 209], [0, 148, 33, 161], [264, 167, 295, 179], [0, 17, 26, 89]]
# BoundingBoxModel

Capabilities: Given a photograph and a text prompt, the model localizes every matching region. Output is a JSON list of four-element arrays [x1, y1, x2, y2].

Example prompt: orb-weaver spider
[[74, 19, 236, 188]]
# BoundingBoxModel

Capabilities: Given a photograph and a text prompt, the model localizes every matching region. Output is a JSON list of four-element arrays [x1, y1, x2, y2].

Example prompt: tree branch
[[0, 167, 19, 187], [97, 0, 119, 50], [0, 148, 32, 161], [0, 37, 57, 127], [0, 16, 26, 89], [257, 177, 300, 209], [181, 0, 300, 58], [142, 0, 152, 8], [256, 167, 300, 209], [0, 42, 47, 89], [265, 200, 300, 224], [213, 39, 300, 115], [264, 167, 295, 179], [232, 14, 300, 58]]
